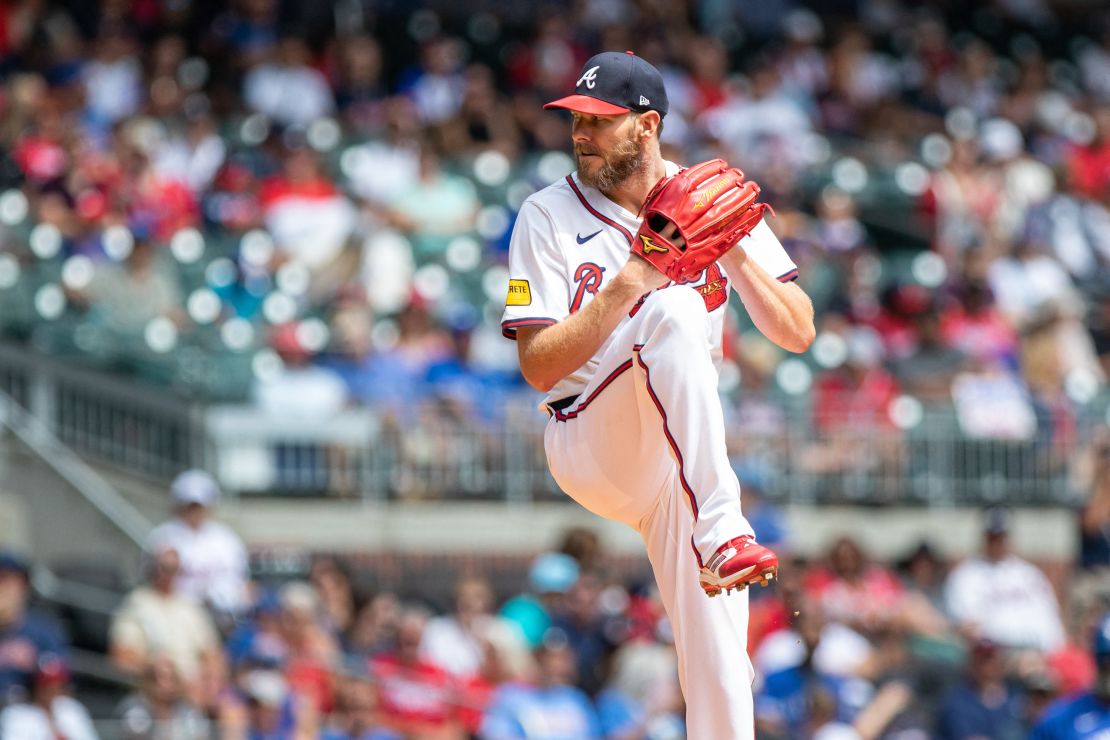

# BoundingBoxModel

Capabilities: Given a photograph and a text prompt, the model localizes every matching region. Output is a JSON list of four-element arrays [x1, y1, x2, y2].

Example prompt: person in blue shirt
[[755, 607, 872, 736], [0, 552, 68, 705], [1030, 611, 1110, 739], [936, 638, 1025, 739], [480, 632, 601, 739]]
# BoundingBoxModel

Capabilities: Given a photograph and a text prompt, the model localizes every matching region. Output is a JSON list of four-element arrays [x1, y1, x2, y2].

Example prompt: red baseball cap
[[544, 51, 668, 117]]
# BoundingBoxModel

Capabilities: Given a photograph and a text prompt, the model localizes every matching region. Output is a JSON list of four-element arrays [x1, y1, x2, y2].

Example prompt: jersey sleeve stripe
[[776, 268, 799, 282], [566, 176, 635, 244], [501, 317, 558, 339]]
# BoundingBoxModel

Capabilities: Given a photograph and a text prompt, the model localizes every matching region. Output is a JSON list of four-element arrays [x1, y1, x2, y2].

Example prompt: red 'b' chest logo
[[570, 262, 604, 313]]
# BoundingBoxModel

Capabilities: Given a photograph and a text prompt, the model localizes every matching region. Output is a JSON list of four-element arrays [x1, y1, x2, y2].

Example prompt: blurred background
[[0, 0, 1108, 737]]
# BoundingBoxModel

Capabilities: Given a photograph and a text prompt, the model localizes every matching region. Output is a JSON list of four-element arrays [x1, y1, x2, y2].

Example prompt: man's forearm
[[517, 271, 650, 392], [719, 247, 815, 353]]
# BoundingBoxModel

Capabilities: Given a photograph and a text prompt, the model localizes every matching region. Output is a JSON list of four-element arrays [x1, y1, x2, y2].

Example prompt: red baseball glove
[[632, 159, 770, 282]]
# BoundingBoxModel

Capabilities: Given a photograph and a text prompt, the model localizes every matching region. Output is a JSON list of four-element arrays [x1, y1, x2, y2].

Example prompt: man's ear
[[638, 110, 661, 138]]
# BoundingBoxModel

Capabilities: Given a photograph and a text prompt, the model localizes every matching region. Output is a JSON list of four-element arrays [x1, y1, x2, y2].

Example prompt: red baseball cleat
[[699, 535, 779, 597]]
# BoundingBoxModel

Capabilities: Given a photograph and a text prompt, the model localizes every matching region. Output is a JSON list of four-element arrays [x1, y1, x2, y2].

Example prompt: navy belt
[[548, 395, 579, 413]]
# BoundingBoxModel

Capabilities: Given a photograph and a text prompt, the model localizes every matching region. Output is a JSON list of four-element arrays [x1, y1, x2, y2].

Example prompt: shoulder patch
[[506, 279, 532, 306]]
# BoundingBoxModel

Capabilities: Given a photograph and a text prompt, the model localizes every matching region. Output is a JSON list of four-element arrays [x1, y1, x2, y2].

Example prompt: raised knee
[[642, 287, 708, 324]]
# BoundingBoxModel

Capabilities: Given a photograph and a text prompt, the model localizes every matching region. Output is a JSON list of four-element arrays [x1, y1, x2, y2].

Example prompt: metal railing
[[0, 341, 1101, 507]]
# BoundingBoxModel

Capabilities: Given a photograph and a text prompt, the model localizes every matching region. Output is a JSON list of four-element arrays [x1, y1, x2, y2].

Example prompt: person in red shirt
[[938, 281, 1019, 371], [804, 535, 905, 636], [1068, 106, 1110, 200], [803, 326, 903, 483], [369, 608, 464, 739]]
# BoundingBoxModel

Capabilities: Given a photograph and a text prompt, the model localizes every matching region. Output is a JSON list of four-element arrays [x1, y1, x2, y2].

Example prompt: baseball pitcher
[[502, 51, 816, 739]]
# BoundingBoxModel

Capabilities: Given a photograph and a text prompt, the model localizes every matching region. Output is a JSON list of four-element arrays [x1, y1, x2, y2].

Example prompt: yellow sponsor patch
[[506, 279, 532, 306]]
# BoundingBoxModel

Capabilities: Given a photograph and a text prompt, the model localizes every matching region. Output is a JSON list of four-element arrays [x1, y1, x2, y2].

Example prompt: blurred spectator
[[259, 142, 356, 279], [369, 607, 463, 738], [402, 37, 466, 126], [479, 636, 601, 739], [83, 27, 143, 130], [332, 35, 386, 131], [113, 656, 211, 739], [805, 535, 905, 635], [381, 145, 479, 261], [1067, 106, 1110, 201], [108, 544, 224, 708], [309, 557, 356, 636], [755, 606, 873, 737], [78, 227, 185, 336], [243, 36, 335, 128], [253, 322, 348, 420], [755, 596, 874, 681], [218, 667, 313, 740], [595, 637, 684, 740], [936, 638, 1025, 739], [804, 327, 902, 479], [895, 542, 959, 644], [939, 282, 1019, 370], [320, 668, 399, 740], [420, 575, 522, 681], [154, 114, 228, 196], [0, 552, 68, 705], [549, 571, 614, 696], [890, 310, 969, 404], [345, 592, 401, 659], [272, 582, 340, 715], [944, 508, 1066, 652], [1029, 611, 1110, 738], [146, 469, 250, 617], [501, 553, 579, 649], [0, 656, 97, 740]]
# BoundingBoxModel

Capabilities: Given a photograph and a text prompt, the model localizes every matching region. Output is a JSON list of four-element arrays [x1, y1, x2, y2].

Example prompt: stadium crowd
[[0, 0, 1105, 443], [4, 463, 1110, 737], [0, 0, 1109, 736]]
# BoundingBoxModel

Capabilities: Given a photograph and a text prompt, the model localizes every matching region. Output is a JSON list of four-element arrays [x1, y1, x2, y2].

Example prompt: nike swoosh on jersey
[[576, 230, 603, 244]]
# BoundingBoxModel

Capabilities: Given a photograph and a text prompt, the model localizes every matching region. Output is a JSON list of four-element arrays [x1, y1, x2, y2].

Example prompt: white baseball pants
[[543, 287, 756, 740]]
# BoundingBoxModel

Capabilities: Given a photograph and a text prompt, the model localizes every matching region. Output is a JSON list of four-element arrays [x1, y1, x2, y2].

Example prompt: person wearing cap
[[0, 654, 98, 740], [146, 468, 250, 617], [944, 507, 1065, 653], [0, 551, 69, 706], [1030, 612, 1110, 738], [501, 50, 815, 738], [499, 552, 579, 649]]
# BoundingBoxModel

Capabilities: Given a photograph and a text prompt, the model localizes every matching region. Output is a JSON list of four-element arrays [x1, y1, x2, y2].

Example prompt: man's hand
[[618, 252, 669, 296], [632, 159, 768, 282]]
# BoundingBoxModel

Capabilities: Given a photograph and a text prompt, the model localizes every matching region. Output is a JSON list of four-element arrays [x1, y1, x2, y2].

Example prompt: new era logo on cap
[[544, 51, 669, 118]]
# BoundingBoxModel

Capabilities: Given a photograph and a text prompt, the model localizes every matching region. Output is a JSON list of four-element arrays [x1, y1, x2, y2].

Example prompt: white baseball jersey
[[501, 160, 798, 405], [502, 161, 801, 739]]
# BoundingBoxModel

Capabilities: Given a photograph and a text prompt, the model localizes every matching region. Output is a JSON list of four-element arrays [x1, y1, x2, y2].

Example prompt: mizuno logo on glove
[[639, 235, 669, 254], [694, 177, 730, 209]]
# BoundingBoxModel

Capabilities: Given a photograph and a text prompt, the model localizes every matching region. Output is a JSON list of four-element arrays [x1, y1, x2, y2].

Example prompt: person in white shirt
[[0, 656, 98, 740], [146, 469, 250, 617], [420, 575, 525, 680], [109, 544, 225, 709], [944, 507, 1066, 653]]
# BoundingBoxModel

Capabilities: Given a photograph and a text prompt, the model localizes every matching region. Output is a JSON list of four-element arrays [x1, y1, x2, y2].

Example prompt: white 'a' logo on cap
[[577, 66, 600, 90]]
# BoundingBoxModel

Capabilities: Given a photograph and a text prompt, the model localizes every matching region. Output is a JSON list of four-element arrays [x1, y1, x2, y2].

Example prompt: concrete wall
[[217, 500, 1078, 562]]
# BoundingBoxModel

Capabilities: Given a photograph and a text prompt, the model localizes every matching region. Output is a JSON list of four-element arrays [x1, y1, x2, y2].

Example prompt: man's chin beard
[[576, 140, 645, 192]]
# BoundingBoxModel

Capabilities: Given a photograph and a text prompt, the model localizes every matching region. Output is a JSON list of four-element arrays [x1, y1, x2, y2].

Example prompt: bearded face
[[575, 122, 647, 192]]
